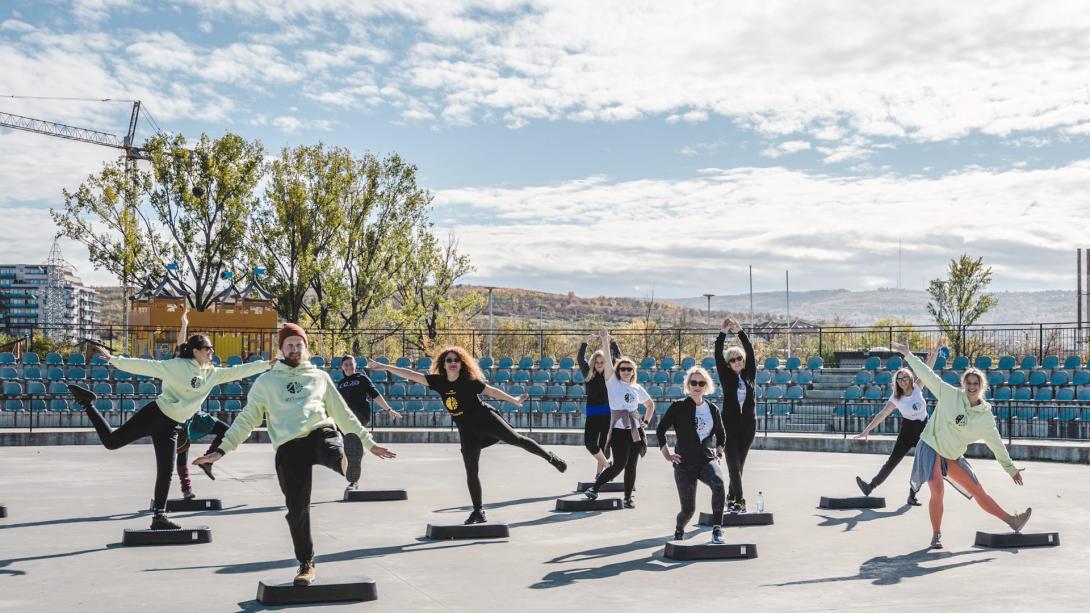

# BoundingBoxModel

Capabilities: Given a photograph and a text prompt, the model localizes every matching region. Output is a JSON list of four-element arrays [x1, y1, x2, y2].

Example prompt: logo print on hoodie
[[286, 382, 302, 394], [955, 414, 967, 427], [190, 376, 202, 389]]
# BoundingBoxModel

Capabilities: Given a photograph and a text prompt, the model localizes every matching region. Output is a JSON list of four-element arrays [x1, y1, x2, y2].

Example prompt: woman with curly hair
[[371, 346, 568, 524]]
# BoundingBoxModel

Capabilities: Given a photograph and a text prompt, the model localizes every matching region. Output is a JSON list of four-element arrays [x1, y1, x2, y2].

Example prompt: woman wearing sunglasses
[[578, 333, 622, 478], [656, 366, 726, 543], [67, 310, 274, 531], [583, 328, 655, 508], [714, 315, 757, 512], [853, 344, 940, 506], [891, 341, 1031, 549], [370, 346, 568, 525]]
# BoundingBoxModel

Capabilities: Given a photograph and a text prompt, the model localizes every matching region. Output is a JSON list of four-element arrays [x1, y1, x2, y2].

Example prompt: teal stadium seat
[[843, 386, 862, 400], [1064, 355, 1082, 369], [987, 371, 1006, 386], [660, 357, 676, 370], [0, 352, 16, 365], [853, 371, 874, 385], [764, 357, 779, 370], [67, 354, 85, 365], [1008, 371, 1027, 386], [518, 357, 534, 369], [974, 356, 992, 369], [785, 385, 805, 400], [23, 366, 41, 380], [795, 371, 813, 385], [554, 370, 571, 384], [1074, 370, 1090, 386], [1020, 356, 1038, 370], [653, 371, 669, 384], [807, 356, 824, 369], [1034, 388, 1053, 401], [498, 357, 514, 369], [997, 356, 1016, 370], [785, 356, 802, 370], [1057, 388, 1075, 401], [558, 357, 575, 369], [941, 371, 960, 386], [680, 357, 696, 370], [224, 400, 242, 411], [540, 357, 555, 369], [45, 352, 63, 365], [874, 371, 892, 385], [864, 356, 881, 370], [886, 356, 903, 370], [513, 370, 531, 383], [992, 387, 1012, 401], [701, 357, 716, 369], [756, 371, 772, 385], [1014, 387, 1032, 401], [494, 370, 511, 384], [1050, 371, 1071, 386], [1028, 371, 1048, 386], [532, 370, 550, 383], [1042, 355, 1060, 370], [951, 356, 969, 370], [477, 356, 492, 369], [22, 352, 40, 365]]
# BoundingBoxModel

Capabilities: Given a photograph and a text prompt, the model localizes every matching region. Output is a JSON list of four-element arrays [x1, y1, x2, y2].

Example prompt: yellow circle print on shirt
[[445, 395, 459, 413]]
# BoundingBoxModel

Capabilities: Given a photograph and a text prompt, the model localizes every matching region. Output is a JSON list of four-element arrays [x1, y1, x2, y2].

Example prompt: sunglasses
[[444, 357, 461, 364], [618, 366, 634, 373], [688, 380, 707, 387], [197, 345, 214, 352], [729, 356, 744, 363]]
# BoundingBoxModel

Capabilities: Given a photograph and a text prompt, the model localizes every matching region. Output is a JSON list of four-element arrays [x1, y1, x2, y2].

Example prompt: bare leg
[[945, 460, 1014, 524], [927, 456, 944, 534]]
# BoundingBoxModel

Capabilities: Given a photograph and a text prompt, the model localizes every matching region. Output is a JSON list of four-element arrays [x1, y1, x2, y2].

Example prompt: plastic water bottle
[[756, 490, 765, 513]]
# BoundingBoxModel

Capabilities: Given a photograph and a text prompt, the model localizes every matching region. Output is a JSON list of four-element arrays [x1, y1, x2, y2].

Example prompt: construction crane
[[0, 99, 147, 160]]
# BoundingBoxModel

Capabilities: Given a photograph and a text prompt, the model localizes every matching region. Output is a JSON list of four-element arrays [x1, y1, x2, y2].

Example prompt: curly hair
[[429, 346, 485, 382]]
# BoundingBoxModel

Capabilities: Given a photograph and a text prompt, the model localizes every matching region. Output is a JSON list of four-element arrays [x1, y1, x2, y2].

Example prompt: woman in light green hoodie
[[68, 332, 273, 530], [892, 342, 1031, 550]]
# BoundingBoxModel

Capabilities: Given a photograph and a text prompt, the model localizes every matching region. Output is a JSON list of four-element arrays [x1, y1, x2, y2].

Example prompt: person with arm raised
[[578, 333, 623, 478], [714, 315, 757, 513]]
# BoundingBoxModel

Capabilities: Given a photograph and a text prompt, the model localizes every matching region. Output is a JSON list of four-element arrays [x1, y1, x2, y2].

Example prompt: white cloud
[[760, 140, 812, 158]]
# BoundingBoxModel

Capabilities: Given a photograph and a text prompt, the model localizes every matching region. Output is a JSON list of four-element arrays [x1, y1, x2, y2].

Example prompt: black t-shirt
[[425, 374, 487, 421], [336, 373, 380, 416]]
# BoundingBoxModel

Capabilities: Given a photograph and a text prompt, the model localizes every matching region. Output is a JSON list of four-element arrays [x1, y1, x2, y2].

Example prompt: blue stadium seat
[[772, 371, 791, 385], [1074, 370, 1090, 386], [518, 357, 534, 369], [554, 370, 572, 384], [660, 357, 676, 370], [394, 357, 411, 368], [1008, 371, 1027, 386], [671, 371, 686, 384], [1020, 356, 1038, 370], [388, 383, 407, 397], [0, 367, 17, 380], [49, 399, 69, 412], [1028, 370, 1048, 386], [0, 352, 15, 365], [680, 357, 696, 370], [476, 356, 492, 369], [666, 385, 684, 398], [506, 385, 525, 397], [754, 386, 765, 399], [941, 371, 960, 386], [221, 382, 242, 396], [370, 370, 389, 383], [532, 370, 551, 383], [26, 382, 46, 411], [864, 356, 881, 370], [114, 369, 132, 381], [538, 401, 559, 413], [886, 356, 903, 370], [640, 357, 656, 369], [224, 399, 242, 412], [67, 367, 86, 380], [951, 356, 969, 370], [1057, 388, 1075, 401], [795, 371, 813, 385], [874, 371, 892, 386], [116, 382, 134, 395], [997, 355, 1016, 370], [785, 356, 802, 370], [843, 386, 862, 400], [1042, 355, 1060, 370], [3, 399, 24, 412], [645, 385, 663, 398], [807, 356, 824, 370], [1058, 406, 1079, 421], [91, 368, 109, 381], [92, 383, 112, 395], [547, 385, 565, 397], [1063, 355, 1082, 370], [987, 371, 1006, 387], [653, 371, 669, 384], [764, 385, 785, 400], [331, 370, 344, 382], [23, 366, 41, 380], [561, 401, 581, 413], [540, 356, 556, 370], [785, 385, 805, 400], [853, 371, 873, 385], [22, 352, 40, 365], [1038, 406, 1057, 421], [863, 385, 885, 400], [933, 355, 947, 369], [974, 356, 992, 370], [138, 382, 157, 396], [635, 372, 652, 385], [701, 357, 716, 369], [756, 371, 772, 385], [1014, 387, 1032, 401], [226, 355, 243, 366], [513, 370, 531, 383], [44, 352, 63, 365], [764, 357, 779, 370], [94, 398, 115, 412], [45, 367, 64, 380], [573, 370, 585, 384], [67, 353, 85, 365], [424, 400, 444, 412], [1034, 388, 1053, 401], [2, 382, 22, 396], [1014, 405, 1035, 420], [568, 386, 585, 398], [493, 370, 512, 384], [559, 357, 575, 369], [528, 385, 546, 397], [405, 400, 424, 412], [408, 384, 427, 397], [1050, 371, 1071, 386], [497, 357, 514, 369]]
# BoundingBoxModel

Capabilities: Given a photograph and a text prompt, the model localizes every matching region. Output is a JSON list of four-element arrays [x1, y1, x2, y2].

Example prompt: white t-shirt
[[606, 377, 651, 428], [889, 387, 928, 421], [694, 401, 714, 441], [736, 378, 748, 407]]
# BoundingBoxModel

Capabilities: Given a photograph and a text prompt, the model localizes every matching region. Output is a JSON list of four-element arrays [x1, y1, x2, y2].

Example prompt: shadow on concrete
[[0, 546, 117, 576], [530, 531, 708, 589], [509, 510, 605, 529], [814, 504, 912, 532], [173, 505, 285, 519], [432, 494, 565, 513], [0, 510, 146, 530], [234, 599, 358, 611], [766, 547, 1009, 587]]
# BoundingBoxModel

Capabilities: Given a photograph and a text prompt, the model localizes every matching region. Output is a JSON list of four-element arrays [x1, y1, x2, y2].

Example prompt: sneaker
[[548, 453, 568, 473], [856, 476, 873, 496], [583, 487, 598, 500], [66, 383, 96, 409], [464, 509, 487, 525], [294, 560, 316, 586], [623, 498, 635, 509], [182, 490, 196, 501], [929, 532, 943, 549], [711, 527, 724, 545], [345, 481, 359, 492], [1008, 508, 1032, 533], [736, 499, 747, 513], [907, 488, 921, 506], [343, 433, 364, 485], [150, 514, 181, 531], [199, 462, 216, 481], [673, 528, 684, 541]]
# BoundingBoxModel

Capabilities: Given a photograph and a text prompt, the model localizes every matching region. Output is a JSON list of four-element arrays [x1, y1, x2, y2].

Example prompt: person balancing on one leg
[[194, 324, 397, 586]]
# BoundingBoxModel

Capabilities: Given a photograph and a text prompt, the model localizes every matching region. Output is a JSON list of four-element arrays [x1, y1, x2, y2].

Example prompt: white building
[[0, 262, 100, 339]]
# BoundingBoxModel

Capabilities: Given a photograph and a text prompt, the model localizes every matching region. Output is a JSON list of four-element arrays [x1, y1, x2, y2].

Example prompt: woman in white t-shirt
[[853, 344, 939, 506], [583, 328, 655, 508]]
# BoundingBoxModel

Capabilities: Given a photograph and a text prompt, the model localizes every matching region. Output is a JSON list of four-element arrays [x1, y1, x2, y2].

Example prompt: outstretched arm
[[599, 329, 615, 380], [176, 305, 189, 348], [483, 384, 528, 407], [915, 343, 940, 389], [369, 360, 428, 386], [855, 401, 897, 440], [893, 342, 956, 400], [577, 338, 591, 377]]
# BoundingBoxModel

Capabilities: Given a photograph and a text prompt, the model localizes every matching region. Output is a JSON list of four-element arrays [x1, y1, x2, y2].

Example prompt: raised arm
[[369, 360, 428, 386], [915, 344, 940, 389], [855, 401, 897, 440], [176, 305, 189, 349], [610, 340, 622, 362], [599, 328, 615, 380], [739, 328, 756, 380], [714, 322, 729, 388], [577, 337, 591, 377], [895, 342, 956, 400]]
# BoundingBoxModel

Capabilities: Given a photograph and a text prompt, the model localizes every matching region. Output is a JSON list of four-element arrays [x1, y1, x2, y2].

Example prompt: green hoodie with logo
[[109, 356, 270, 423], [905, 353, 1019, 475], [217, 360, 375, 454]]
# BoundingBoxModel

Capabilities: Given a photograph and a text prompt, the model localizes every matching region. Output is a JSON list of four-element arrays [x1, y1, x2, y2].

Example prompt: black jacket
[[715, 329, 756, 423], [655, 397, 726, 470], [578, 340, 621, 407]]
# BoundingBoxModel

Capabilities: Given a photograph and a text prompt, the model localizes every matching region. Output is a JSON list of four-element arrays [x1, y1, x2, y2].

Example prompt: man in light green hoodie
[[195, 323, 396, 587], [893, 342, 1030, 549]]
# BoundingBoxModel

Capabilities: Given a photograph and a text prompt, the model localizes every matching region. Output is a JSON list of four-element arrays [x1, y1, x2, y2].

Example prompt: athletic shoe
[[547, 453, 568, 473], [294, 560, 316, 586], [66, 383, 96, 409], [736, 499, 747, 513], [345, 481, 359, 492], [623, 498, 635, 509], [199, 462, 216, 481], [583, 487, 598, 500], [150, 514, 181, 531], [182, 490, 196, 500], [929, 532, 943, 549], [907, 488, 921, 506], [1008, 508, 1032, 533], [673, 528, 684, 541], [711, 527, 724, 545], [464, 509, 487, 525], [343, 433, 364, 485], [856, 476, 873, 496]]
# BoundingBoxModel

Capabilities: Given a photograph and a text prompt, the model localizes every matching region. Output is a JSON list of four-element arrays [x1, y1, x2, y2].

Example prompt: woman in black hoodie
[[656, 366, 726, 543], [577, 334, 622, 477], [714, 315, 757, 512]]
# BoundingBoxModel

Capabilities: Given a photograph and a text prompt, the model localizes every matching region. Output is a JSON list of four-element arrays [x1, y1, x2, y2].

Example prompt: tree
[[396, 231, 481, 351], [53, 132, 264, 310], [926, 254, 998, 356]]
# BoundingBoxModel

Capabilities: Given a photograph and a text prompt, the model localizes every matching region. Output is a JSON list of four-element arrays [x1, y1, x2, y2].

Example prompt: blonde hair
[[892, 368, 915, 399], [585, 349, 607, 382], [684, 366, 716, 395], [430, 346, 485, 383], [613, 356, 638, 382], [723, 346, 745, 364], [961, 368, 988, 394]]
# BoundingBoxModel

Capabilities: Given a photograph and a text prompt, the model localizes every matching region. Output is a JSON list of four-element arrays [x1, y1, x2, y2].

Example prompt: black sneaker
[[856, 476, 873, 496], [583, 487, 598, 500], [66, 383, 96, 409], [199, 462, 216, 481], [907, 488, 921, 506], [548, 452, 568, 473], [150, 513, 181, 530], [673, 528, 684, 541], [711, 526, 724, 544], [464, 509, 487, 525], [623, 498, 635, 509], [736, 499, 747, 513], [343, 433, 364, 485]]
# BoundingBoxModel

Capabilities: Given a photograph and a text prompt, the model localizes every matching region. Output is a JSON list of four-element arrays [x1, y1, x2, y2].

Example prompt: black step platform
[[163, 498, 223, 512], [975, 531, 1060, 548], [122, 526, 212, 546], [0, 504, 6, 518], [664, 540, 758, 560], [426, 523, 510, 540], [343, 489, 408, 502], [819, 496, 886, 509], [257, 576, 377, 605], [576, 481, 625, 493], [698, 511, 774, 526], [555, 497, 623, 512]]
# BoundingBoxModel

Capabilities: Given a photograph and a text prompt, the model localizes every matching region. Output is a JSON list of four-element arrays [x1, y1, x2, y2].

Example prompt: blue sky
[[2, 0, 1090, 298]]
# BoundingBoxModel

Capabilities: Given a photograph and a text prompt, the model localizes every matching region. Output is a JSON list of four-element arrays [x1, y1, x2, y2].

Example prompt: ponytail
[[178, 334, 210, 359]]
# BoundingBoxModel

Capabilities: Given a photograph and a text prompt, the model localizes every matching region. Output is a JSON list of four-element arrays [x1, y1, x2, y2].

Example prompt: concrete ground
[[0, 442, 1085, 612]]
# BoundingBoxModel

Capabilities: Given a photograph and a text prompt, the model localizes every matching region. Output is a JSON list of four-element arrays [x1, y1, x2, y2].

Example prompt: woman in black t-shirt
[[369, 346, 568, 525]]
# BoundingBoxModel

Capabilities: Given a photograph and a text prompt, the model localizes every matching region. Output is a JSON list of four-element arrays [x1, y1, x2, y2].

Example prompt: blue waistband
[[584, 404, 611, 416]]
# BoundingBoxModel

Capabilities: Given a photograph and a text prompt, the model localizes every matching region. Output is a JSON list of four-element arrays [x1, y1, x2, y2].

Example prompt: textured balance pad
[[256, 577, 377, 605], [555, 497, 623, 512], [664, 540, 758, 560], [819, 496, 886, 509], [343, 489, 408, 502], [697, 511, 774, 527], [122, 526, 211, 546], [425, 523, 510, 539], [974, 531, 1060, 548], [163, 498, 223, 512]]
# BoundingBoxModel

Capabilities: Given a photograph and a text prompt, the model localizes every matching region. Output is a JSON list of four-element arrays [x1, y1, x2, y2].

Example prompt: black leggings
[[674, 461, 726, 531], [458, 410, 554, 510], [724, 418, 757, 505], [868, 418, 927, 489], [275, 427, 345, 563], [583, 414, 610, 455], [593, 428, 643, 499], [83, 400, 179, 513]]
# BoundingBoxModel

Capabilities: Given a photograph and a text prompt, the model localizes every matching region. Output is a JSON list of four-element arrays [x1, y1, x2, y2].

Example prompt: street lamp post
[[485, 287, 496, 358]]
